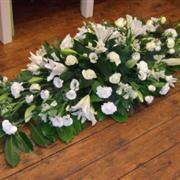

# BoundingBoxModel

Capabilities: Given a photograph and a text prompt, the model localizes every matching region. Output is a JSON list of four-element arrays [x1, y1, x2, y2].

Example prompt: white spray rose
[[82, 69, 97, 80], [66, 90, 77, 100], [101, 102, 117, 115], [70, 79, 79, 91], [11, 82, 24, 99], [30, 83, 41, 92], [145, 96, 154, 104], [167, 38, 175, 48], [2, 120, 17, 135], [159, 83, 170, 95], [65, 55, 78, 66], [109, 73, 121, 84], [115, 17, 126, 28], [107, 52, 121, 66], [131, 52, 141, 61], [25, 94, 34, 104], [89, 52, 98, 63], [148, 85, 156, 92], [96, 86, 112, 99], [53, 77, 64, 88], [40, 90, 50, 100]]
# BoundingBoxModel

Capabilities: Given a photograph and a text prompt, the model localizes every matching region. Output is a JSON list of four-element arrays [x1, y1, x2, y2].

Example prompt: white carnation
[[65, 55, 78, 66], [25, 94, 34, 104], [148, 85, 156, 92], [96, 86, 112, 99], [70, 79, 79, 91], [101, 102, 117, 115], [107, 52, 121, 66], [66, 90, 77, 100], [164, 28, 177, 38], [2, 120, 17, 135], [109, 73, 121, 84], [11, 82, 24, 99], [53, 77, 64, 88], [145, 96, 154, 104], [82, 69, 97, 80], [40, 89, 50, 100], [30, 83, 41, 92]]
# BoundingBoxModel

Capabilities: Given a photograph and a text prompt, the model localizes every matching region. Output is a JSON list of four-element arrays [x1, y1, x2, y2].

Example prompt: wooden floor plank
[[121, 144, 180, 180], [5, 90, 180, 180], [65, 115, 180, 180]]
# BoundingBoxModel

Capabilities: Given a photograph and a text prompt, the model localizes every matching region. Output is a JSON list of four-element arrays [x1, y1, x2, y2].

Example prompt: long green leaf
[[24, 104, 36, 123]]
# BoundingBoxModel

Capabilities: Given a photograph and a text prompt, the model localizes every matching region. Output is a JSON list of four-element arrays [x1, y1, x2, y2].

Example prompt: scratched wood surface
[[0, 0, 180, 179]]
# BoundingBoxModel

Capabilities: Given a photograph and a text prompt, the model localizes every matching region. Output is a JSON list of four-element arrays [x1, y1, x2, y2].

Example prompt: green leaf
[[16, 70, 32, 82], [0, 129, 5, 144], [24, 104, 36, 123], [96, 109, 107, 121], [57, 126, 75, 143], [91, 94, 102, 103], [15, 132, 33, 153], [4, 136, 20, 167], [0, 93, 9, 103], [112, 113, 128, 123], [72, 117, 84, 135], [30, 123, 50, 147], [125, 59, 138, 69]]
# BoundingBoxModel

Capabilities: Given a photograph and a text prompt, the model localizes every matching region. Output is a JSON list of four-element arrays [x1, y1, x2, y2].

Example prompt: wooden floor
[[0, 0, 180, 179]]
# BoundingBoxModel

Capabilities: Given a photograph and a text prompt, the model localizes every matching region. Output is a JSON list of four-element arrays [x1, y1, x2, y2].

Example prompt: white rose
[[159, 83, 170, 95], [101, 102, 117, 115], [53, 77, 64, 88], [115, 17, 126, 28], [62, 115, 73, 127], [107, 52, 121, 66], [50, 116, 64, 128], [65, 55, 78, 66], [145, 96, 154, 104], [25, 94, 34, 104], [148, 85, 156, 92], [168, 48, 175, 54], [96, 86, 112, 99], [30, 83, 41, 92], [11, 82, 24, 99], [70, 79, 79, 91], [66, 90, 77, 100], [160, 16, 166, 24], [109, 73, 121, 84], [82, 69, 97, 80], [132, 52, 141, 61], [89, 52, 98, 63], [146, 41, 156, 51], [40, 89, 50, 100], [167, 38, 175, 48], [2, 120, 17, 135]]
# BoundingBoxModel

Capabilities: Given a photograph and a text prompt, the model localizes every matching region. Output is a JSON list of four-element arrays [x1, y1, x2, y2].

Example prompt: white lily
[[71, 95, 97, 125], [45, 59, 67, 81], [162, 58, 180, 66], [60, 34, 73, 49]]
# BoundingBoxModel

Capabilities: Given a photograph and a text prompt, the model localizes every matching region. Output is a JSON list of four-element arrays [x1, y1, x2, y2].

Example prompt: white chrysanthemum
[[82, 69, 97, 80], [115, 17, 126, 28], [132, 52, 141, 61], [89, 52, 98, 63], [62, 115, 73, 127], [40, 90, 50, 100], [25, 94, 34, 104], [66, 90, 77, 100], [65, 55, 78, 66], [107, 52, 121, 66], [70, 79, 79, 91], [60, 34, 73, 49], [53, 77, 64, 88], [145, 96, 154, 104], [109, 73, 121, 84], [96, 86, 112, 99], [11, 82, 24, 99], [30, 83, 41, 92], [159, 83, 170, 95], [50, 116, 64, 128], [2, 120, 17, 135], [101, 102, 117, 115], [148, 85, 156, 92]]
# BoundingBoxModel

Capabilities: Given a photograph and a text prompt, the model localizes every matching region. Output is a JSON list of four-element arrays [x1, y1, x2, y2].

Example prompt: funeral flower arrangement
[[0, 15, 180, 167]]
